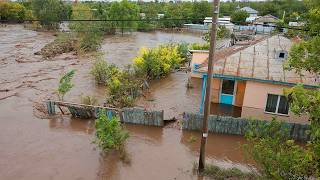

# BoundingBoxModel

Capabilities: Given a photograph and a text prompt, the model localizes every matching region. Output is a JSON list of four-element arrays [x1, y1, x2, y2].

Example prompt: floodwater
[[0, 24, 254, 180]]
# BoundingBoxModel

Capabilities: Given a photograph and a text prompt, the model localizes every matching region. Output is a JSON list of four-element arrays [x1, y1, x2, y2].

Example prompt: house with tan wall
[[189, 35, 319, 124]]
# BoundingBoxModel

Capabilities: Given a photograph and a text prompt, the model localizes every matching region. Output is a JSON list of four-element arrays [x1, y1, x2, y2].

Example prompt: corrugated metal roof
[[240, 7, 258, 14], [195, 35, 319, 87]]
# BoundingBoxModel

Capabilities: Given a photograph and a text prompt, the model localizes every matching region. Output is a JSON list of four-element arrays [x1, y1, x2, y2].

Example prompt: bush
[[244, 119, 317, 179], [94, 110, 129, 151], [189, 43, 210, 50], [133, 44, 183, 79], [106, 66, 144, 108], [0, 2, 26, 22], [90, 59, 120, 85], [203, 25, 231, 43], [81, 95, 98, 106]]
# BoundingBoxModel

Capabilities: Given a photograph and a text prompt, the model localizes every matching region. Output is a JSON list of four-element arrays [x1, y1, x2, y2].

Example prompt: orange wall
[[234, 81, 246, 107], [190, 52, 208, 78], [241, 81, 309, 124]]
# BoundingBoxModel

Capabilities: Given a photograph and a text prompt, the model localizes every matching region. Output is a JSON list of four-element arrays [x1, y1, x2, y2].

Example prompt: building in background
[[189, 35, 318, 124]]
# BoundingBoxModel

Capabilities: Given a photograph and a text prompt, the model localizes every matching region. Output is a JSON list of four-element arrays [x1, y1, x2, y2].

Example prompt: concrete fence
[[182, 112, 310, 141]]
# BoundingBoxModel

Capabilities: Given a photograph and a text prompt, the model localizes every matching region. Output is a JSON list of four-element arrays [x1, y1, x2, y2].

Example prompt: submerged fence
[[122, 108, 164, 127], [182, 112, 310, 141], [46, 101, 164, 127]]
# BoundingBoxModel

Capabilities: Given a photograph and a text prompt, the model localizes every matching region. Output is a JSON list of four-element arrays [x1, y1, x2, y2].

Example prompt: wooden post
[[198, 0, 220, 172]]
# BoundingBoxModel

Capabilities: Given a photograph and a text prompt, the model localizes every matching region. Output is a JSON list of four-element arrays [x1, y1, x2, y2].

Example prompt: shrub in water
[[90, 59, 120, 85], [94, 110, 129, 151]]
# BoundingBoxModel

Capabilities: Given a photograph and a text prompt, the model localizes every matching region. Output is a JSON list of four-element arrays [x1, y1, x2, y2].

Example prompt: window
[[221, 80, 235, 95], [279, 52, 285, 58], [265, 94, 289, 115]]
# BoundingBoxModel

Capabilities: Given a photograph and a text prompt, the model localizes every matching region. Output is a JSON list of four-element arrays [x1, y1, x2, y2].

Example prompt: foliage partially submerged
[[90, 59, 120, 85], [106, 66, 145, 108], [244, 119, 317, 179], [193, 162, 257, 180], [94, 110, 129, 151], [57, 69, 75, 101], [133, 44, 184, 79]]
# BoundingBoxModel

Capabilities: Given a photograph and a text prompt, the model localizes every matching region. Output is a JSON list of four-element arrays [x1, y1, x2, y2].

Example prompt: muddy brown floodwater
[[0, 24, 254, 180]]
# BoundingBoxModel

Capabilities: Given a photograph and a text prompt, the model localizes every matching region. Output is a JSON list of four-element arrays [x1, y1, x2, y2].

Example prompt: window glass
[[221, 80, 235, 95], [265, 94, 278, 113], [278, 96, 289, 114], [279, 53, 285, 58]]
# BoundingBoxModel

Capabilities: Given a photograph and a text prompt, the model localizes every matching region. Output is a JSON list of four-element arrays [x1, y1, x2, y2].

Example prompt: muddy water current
[[0, 25, 254, 180]]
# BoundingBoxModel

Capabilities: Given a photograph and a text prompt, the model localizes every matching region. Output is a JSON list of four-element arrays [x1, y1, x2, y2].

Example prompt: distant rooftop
[[194, 35, 319, 87], [240, 7, 258, 14]]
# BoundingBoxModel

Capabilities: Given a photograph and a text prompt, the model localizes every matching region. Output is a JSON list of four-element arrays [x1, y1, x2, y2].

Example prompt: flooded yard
[[0, 24, 253, 180]]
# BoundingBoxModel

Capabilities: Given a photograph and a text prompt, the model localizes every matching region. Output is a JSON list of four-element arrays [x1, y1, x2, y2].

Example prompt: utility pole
[[198, 0, 220, 172]]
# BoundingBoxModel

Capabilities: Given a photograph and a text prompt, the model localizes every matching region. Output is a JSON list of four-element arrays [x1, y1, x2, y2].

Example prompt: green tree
[[231, 10, 249, 25], [192, 1, 211, 24], [243, 1, 320, 178], [0, 2, 26, 22], [31, 0, 66, 28], [57, 70, 75, 101], [245, 119, 316, 179], [70, 3, 103, 53], [108, 0, 140, 35]]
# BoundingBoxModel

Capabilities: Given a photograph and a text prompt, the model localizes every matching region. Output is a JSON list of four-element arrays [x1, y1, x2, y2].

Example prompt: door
[[220, 80, 235, 105]]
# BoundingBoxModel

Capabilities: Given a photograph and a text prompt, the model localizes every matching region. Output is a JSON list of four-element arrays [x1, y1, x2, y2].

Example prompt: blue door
[[220, 80, 235, 105]]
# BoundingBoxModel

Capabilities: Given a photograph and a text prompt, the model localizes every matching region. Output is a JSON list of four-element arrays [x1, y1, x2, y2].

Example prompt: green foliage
[[106, 66, 144, 108], [31, 0, 66, 28], [189, 43, 209, 50], [108, 0, 140, 34], [244, 119, 316, 179], [0, 2, 26, 22], [90, 59, 120, 85], [80, 95, 98, 106], [94, 110, 129, 152], [133, 44, 183, 79], [231, 10, 249, 25], [287, 36, 320, 74], [57, 70, 75, 101], [70, 3, 103, 53]]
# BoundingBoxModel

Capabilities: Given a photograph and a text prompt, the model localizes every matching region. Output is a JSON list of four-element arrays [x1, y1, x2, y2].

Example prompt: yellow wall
[[241, 81, 309, 124]]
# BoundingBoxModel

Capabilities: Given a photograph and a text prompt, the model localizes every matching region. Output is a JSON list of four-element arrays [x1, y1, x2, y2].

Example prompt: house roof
[[254, 14, 279, 24], [240, 7, 258, 14], [195, 35, 319, 87]]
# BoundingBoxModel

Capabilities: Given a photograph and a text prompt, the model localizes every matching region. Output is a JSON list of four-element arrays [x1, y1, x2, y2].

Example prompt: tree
[[230, 10, 249, 25], [243, 1, 320, 178], [0, 2, 26, 22], [57, 70, 75, 101], [203, 25, 231, 43], [70, 3, 103, 53], [245, 119, 316, 179], [108, 0, 140, 35], [31, 0, 66, 28]]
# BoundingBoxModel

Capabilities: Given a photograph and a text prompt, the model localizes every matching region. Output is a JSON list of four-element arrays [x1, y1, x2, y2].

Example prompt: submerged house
[[189, 35, 319, 124]]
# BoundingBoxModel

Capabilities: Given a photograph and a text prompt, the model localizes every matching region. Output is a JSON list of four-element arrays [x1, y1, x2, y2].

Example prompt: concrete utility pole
[[198, 0, 220, 172]]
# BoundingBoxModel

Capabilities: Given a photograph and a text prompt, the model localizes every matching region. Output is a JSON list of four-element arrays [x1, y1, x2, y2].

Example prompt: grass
[[193, 162, 258, 180]]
